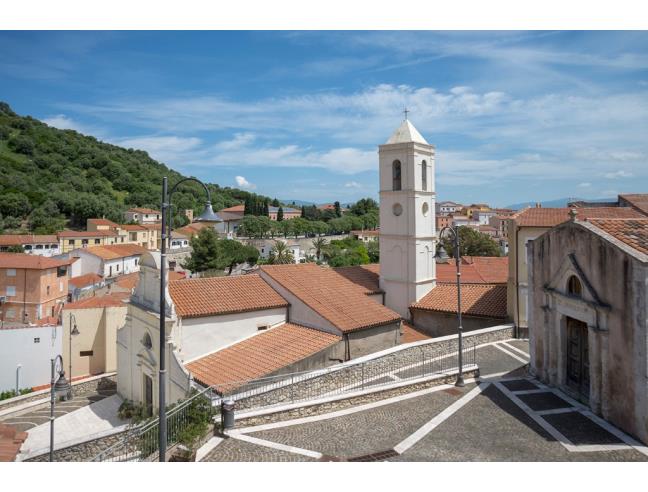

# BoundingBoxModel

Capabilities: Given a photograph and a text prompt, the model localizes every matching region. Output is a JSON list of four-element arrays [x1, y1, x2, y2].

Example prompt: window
[[51, 306, 54, 317], [57, 266, 66, 277], [24, 245, 32, 251], [6, 286, 16, 297], [422, 202, 429, 217], [68, 240, 75, 246], [116, 264, 120, 272], [47, 285, 50, 296], [34, 337, 40, 344], [5, 308, 15, 319], [94, 239, 101, 244], [82, 239, 88, 246], [421, 160, 427, 191], [392, 203, 403, 216], [35, 244, 43, 250], [6, 269, 16, 277], [80, 350, 94, 357], [135, 259, 138, 266], [392, 160, 402, 191], [567, 276, 582, 297], [130, 233, 137, 241], [142, 333, 153, 350]]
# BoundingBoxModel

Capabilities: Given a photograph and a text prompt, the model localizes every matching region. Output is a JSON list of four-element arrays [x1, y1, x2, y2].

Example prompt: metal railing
[[211, 342, 477, 412], [90, 385, 217, 462]]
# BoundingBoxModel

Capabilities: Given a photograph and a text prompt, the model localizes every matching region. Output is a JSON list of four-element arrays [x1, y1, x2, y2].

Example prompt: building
[[436, 215, 452, 232], [0, 253, 71, 324], [62, 293, 128, 380], [350, 230, 379, 242], [57, 230, 120, 253], [86, 218, 119, 232], [268, 206, 301, 221], [68, 273, 105, 301], [378, 119, 436, 318], [119, 224, 152, 249], [436, 201, 462, 215], [124, 207, 162, 225], [528, 215, 648, 444], [217, 204, 245, 234], [0, 320, 61, 392], [68, 244, 148, 279], [0, 235, 60, 257], [507, 205, 645, 335], [141, 223, 161, 250]]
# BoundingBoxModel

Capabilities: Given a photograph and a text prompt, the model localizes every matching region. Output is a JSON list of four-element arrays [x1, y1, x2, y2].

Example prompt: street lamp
[[158, 176, 220, 462], [50, 354, 71, 461], [68, 313, 80, 399], [436, 225, 465, 387]]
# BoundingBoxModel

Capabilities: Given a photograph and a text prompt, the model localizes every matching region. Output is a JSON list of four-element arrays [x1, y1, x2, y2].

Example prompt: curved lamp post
[[436, 225, 465, 387], [158, 176, 221, 462], [50, 354, 71, 461]]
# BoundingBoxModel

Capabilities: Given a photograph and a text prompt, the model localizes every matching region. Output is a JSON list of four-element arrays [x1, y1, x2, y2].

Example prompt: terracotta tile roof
[[219, 204, 245, 213], [175, 222, 210, 237], [436, 256, 508, 284], [333, 264, 381, 294], [619, 194, 648, 216], [0, 424, 28, 462], [88, 218, 118, 227], [400, 321, 430, 343], [0, 252, 71, 270], [80, 244, 148, 260], [113, 272, 140, 290], [0, 234, 58, 246], [69, 273, 104, 288], [511, 207, 644, 227], [169, 274, 288, 318], [57, 229, 117, 238], [186, 322, 340, 391], [118, 224, 147, 231], [587, 218, 648, 256], [127, 207, 160, 214], [64, 293, 129, 310], [261, 263, 401, 333], [141, 223, 162, 231], [411, 283, 508, 319]]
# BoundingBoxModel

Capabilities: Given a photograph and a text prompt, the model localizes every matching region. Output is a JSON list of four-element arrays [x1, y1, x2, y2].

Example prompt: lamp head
[[54, 370, 71, 400], [196, 202, 223, 223], [71, 324, 80, 336], [435, 244, 450, 262]]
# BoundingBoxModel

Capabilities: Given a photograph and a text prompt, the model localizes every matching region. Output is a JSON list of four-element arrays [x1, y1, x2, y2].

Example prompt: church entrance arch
[[565, 317, 590, 403]]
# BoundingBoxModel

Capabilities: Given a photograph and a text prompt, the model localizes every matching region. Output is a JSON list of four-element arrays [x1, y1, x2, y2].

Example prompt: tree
[[312, 237, 327, 261], [220, 239, 259, 275], [277, 218, 293, 238], [0, 193, 31, 218], [441, 226, 501, 258], [322, 237, 370, 267], [271, 198, 280, 207], [268, 240, 294, 264], [300, 205, 306, 218], [183, 228, 227, 273], [263, 199, 269, 217], [5, 245, 24, 253], [367, 241, 379, 263], [350, 198, 378, 216], [334, 201, 341, 217], [28, 200, 66, 233], [276, 206, 284, 222]]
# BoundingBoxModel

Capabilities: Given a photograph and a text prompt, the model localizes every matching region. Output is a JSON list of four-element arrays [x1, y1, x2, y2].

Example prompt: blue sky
[[1, 31, 647, 206]]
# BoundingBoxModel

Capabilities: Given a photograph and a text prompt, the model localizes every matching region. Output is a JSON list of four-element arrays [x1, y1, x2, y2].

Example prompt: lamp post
[[68, 313, 79, 399], [50, 354, 71, 462], [158, 176, 221, 462], [436, 225, 465, 387]]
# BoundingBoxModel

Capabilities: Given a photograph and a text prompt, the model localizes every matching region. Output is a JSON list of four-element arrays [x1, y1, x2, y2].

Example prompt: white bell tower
[[378, 118, 436, 318]]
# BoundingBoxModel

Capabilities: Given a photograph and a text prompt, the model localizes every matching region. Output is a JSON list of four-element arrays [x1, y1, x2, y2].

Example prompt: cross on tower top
[[403, 108, 410, 120]]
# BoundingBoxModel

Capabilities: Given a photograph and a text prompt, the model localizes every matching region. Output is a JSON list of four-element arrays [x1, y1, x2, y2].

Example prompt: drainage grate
[[346, 449, 399, 462]]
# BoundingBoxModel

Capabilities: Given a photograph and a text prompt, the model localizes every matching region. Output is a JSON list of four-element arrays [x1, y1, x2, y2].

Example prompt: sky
[[1, 30, 647, 207]]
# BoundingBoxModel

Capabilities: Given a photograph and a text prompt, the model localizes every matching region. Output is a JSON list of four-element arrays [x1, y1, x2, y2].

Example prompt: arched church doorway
[[566, 317, 590, 402]]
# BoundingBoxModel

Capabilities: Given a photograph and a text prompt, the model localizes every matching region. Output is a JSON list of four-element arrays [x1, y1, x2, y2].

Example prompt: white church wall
[[175, 307, 287, 363]]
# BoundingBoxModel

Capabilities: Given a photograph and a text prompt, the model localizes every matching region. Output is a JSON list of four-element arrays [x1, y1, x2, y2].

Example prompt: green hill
[[0, 102, 271, 234]]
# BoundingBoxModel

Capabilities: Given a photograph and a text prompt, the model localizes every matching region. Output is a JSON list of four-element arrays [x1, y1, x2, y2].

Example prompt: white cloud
[[42, 114, 90, 134], [344, 181, 362, 188], [578, 182, 592, 188], [112, 135, 202, 164], [603, 170, 633, 179], [235, 175, 256, 190]]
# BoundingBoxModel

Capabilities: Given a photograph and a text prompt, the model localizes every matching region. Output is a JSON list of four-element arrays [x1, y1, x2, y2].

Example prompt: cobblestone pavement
[[0, 386, 117, 433], [201, 339, 648, 462]]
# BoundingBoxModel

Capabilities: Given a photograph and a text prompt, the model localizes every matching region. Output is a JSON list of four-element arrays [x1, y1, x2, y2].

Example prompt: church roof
[[385, 119, 429, 145], [411, 283, 507, 319], [185, 322, 341, 392]]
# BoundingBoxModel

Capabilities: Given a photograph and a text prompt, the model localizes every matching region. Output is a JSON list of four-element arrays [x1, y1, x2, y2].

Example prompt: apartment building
[[0, 235, 60, 257], [0, 253, 71, 324], [124, 207, 161, 225], [58, 230, 120, 253]]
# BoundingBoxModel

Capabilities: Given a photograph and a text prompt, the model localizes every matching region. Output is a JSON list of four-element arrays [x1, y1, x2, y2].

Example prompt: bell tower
[[378, 118, 436, 318]]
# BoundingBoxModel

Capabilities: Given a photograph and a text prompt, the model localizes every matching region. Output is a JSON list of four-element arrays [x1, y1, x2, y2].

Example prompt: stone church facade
[[528, 216, 648, 443]]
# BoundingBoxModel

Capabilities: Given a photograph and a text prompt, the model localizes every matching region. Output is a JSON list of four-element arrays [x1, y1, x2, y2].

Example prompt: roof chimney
[[535, 202, 541, 208], [569, 208, 578, 222]]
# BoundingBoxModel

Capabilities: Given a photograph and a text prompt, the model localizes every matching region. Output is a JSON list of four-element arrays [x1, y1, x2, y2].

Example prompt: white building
[[0, 235, 60, 257], [0, 322, 62, 392], [436, 201, 462, 216], [378, 119, 437, 318], [124, 208, 161, 225], [67, 244, 148, 279]]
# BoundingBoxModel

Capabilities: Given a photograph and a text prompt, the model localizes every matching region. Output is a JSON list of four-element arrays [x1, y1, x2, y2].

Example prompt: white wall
[[0, 325, 62, 391], [103, 256, 140, 277], [175, 308, 287, 363]]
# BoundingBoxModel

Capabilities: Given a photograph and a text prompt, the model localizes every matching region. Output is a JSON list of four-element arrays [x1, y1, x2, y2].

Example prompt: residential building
[[141, 223, 161, 250], [217, 204, 245, 234], [350, 230, 379, 242], [0, 253, 71, 324], [124, 207, 162, 224], [86, 218, 119, 232], [68, 273, 105, 301], [436, 215, 452, 231], [436, 201, 462, 215], [119, 224, 151, 249], [0, 235, 60, 257], [528, 216, 648, 444], [268, 206, 301, 221], [450, 215, 479, 228], [57, 230, 119, 253], [68, 244, 148, 279], [507, 205, 645, 335], [62, 293, 128, 380]]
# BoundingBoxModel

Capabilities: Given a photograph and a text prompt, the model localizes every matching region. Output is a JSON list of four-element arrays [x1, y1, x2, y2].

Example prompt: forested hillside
[[0, 102, 271, 233]]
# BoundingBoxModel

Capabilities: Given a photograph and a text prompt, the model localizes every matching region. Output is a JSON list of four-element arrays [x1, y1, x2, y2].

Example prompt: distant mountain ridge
[[505, 197, 617, 210]]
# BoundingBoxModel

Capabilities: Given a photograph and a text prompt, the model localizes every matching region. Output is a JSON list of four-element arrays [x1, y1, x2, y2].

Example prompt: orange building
[[0, 253, 72, 325], [436, 215, 452, 231]]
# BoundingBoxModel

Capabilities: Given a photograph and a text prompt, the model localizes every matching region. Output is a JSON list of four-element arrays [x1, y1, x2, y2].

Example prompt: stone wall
[[26, 428, 129, 462], [411, 310, 506, 337]]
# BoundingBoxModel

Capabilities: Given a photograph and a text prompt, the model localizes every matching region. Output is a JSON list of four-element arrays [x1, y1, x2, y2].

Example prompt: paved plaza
[[202, 339, 648, 462]]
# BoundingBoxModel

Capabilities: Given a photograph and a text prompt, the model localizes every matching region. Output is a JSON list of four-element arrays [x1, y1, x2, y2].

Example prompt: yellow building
[[58, 230, 120, 253]]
